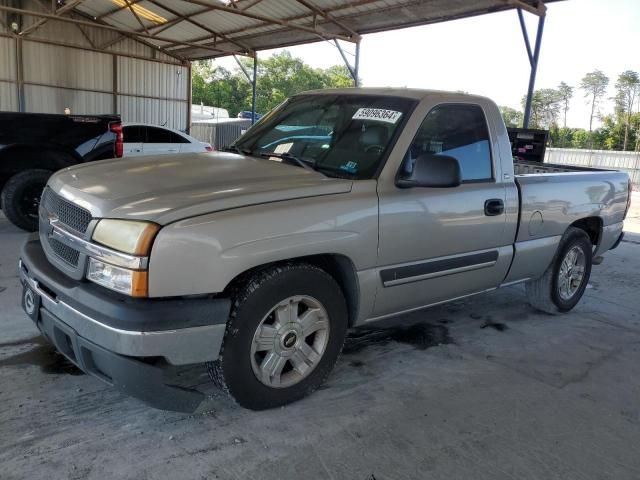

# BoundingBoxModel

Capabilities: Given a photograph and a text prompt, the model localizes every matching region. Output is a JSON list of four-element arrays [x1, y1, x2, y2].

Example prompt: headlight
[[92, 219, 159, 255], [87, 258, 148, 297]]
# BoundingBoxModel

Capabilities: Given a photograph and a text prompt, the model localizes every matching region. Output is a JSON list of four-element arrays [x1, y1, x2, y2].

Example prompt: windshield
[[234, 94, 417, 179]]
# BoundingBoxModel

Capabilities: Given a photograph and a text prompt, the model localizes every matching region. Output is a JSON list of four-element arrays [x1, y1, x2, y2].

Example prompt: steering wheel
[[364, 144, 385, 155]]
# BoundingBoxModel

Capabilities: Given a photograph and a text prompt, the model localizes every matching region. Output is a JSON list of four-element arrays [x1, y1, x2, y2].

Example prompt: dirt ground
[[1, 193, 639, 480]]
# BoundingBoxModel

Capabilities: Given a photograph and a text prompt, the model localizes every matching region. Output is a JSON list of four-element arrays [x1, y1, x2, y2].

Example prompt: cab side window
[[403, 104, 493, 182]]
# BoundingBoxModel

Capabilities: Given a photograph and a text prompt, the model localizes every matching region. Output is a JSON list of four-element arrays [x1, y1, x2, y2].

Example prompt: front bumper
[[19, 238, 231, 412]]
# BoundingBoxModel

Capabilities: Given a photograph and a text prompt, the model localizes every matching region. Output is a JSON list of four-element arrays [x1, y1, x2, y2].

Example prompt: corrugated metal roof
[[8, 0, 560, 61]]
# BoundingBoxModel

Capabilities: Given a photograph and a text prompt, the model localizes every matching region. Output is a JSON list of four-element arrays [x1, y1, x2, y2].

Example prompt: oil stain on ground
[[343, 323, 453, 354], [480, 319, 509, 331], [0, 336, 83, 375]]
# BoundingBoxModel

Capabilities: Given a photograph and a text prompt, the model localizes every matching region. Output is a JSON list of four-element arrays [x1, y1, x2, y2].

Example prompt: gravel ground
[[0, 193, 639, 480]]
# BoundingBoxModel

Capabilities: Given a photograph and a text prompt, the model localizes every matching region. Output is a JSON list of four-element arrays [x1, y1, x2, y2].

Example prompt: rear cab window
[[403, 104, 494, 182]]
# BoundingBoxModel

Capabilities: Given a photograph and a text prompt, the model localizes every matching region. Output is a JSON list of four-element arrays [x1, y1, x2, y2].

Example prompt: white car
[[122, 123, 212, 157]]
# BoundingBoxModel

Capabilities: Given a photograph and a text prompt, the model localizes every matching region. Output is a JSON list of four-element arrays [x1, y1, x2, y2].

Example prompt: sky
[[214, 0, 640, 130]]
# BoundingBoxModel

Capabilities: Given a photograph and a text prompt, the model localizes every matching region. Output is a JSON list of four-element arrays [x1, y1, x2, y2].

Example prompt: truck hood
[[48, 152, 353, 224]]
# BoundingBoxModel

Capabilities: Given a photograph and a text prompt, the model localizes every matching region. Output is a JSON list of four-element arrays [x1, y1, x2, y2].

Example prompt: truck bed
[[514, 160, 610, 175], [513, 161, 628, 244]]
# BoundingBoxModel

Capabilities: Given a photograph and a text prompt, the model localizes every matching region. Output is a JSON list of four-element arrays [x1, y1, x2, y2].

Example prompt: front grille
[[48, 237, 80, 266], [41, 188, 92, 275], [42, 188, 92, 234]]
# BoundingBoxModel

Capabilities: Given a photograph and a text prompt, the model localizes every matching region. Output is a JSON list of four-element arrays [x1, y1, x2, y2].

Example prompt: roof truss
[[1, 0, 554, 61]]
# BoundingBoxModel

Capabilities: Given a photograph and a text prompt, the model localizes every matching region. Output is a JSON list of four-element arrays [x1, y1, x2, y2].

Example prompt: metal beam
[[517, 8, 533, 66], [144, 0, 252, 53], [74, 21, 97, 49], [0, 31, 184, 65], [233, 55, 252, 83], [354, 40, 360, 87], [251, 54, 257, 125], [186, 61, 192, 134], [522, 12, 546, 128], [0, 5, 245, 57], [294, 0, 360, 40], [20, 0, 85, 36], [175, 0, 356, 43], [240, 0, 265, 10], [122, 0, 150, 35], [97, 0, 144, 20], [16, 37, 25, 112], [334, 39, 357, 84], [69, 7, 189, 62], [506, 0, 546, 16]]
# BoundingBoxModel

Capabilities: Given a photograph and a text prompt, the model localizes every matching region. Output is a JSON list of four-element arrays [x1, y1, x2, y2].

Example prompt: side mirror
[[396, 154, 462, 188]]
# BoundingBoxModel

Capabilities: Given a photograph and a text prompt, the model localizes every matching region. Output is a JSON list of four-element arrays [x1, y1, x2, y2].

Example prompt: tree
[[499, 106, 523, 128], [521, 88, 561, 129], [557, 82, 574, 128], [191, 52, 353, 118], [580, 70, 609, 133], [614, 70, 640, 150]]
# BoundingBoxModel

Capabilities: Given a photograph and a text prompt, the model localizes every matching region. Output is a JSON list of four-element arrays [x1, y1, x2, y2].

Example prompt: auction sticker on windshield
[[352, 108, 402, 124]]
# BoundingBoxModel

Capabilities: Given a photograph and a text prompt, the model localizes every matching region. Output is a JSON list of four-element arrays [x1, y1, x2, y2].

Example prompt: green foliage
[[580, 70, 609, 132], [191, 52, 353, 118], [557, 81, 574, 128], [520, 88, 562, 129], [510, 69, 639, 152], [499, 105, 523, 128], [614, 70, 640, 150]]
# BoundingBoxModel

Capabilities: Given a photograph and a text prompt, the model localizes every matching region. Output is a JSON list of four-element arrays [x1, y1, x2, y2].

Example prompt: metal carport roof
[[1, 0, 557, 61], [0, 0, 559, 127]]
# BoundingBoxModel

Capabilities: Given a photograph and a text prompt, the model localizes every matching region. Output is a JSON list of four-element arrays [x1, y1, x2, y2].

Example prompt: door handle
[[484, 199, 504, 216]]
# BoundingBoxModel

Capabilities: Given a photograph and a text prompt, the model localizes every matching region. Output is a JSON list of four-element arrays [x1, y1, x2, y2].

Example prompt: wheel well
[[0, 146, 79, 190], [570, 217, 602, 247], [224, 254, 360, 327]]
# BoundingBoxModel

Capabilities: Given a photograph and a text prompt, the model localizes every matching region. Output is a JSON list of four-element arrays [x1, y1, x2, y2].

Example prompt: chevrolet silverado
[[18, 89, 631, 412]]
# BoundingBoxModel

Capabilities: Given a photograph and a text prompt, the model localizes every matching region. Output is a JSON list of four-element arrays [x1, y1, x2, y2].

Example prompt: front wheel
[[526, 227, 593, 314], [208, 263, 348, 410]]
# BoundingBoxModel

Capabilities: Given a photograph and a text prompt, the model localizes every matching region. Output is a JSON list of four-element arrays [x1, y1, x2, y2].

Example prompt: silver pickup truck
[[19, 88, 631, 412]]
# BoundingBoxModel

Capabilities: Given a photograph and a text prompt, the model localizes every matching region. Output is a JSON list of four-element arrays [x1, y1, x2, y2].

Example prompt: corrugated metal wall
[[0, 35, 17, 111], [546, 148, 640, 187], [0, 0, 190, 130]]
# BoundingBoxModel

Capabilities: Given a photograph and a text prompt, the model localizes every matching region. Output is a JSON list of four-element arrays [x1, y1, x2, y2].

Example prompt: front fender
[[147, 183, 379, 297]]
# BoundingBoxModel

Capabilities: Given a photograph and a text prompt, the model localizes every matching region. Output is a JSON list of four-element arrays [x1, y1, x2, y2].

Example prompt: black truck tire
[[1, 169, 52, 231], [525, 227, 593, 314], [208, 263, 348, 410]]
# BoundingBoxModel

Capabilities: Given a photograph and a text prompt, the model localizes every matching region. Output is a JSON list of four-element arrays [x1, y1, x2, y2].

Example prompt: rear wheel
[[1, 169, 51, 231], [526, 227, 593, 314], [208, 263, 348, 410]]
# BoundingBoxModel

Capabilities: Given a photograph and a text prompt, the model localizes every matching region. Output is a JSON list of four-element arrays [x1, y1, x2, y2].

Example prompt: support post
[[251, 54, 257, 125], [334, 39, 356, 84], [186, 61, 192, 133], [112, 54, 118, 114], [522, 11, 545, 128], [16, 37, 25, 112], [353, 40, 360, 87]]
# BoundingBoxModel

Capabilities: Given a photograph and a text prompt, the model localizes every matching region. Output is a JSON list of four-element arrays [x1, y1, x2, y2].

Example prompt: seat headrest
[[360, 125, 389, 147]]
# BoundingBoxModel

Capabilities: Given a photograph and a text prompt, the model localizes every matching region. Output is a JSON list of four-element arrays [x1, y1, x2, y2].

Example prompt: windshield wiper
[[257, 151, 320, 174], [223, 145, 252, 155]]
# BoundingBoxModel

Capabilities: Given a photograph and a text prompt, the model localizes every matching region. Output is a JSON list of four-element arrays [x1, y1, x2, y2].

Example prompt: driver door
[[373, 102, 515, 317]]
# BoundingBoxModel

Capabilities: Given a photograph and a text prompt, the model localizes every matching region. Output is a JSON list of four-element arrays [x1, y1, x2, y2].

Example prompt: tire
[[207, 263, 348, 410], [525, 227, 593, 314], [1, 169, 51, 231]]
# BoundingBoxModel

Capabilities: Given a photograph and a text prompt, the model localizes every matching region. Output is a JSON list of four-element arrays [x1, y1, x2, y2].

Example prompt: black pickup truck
[[0, 112, 122, 231]]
